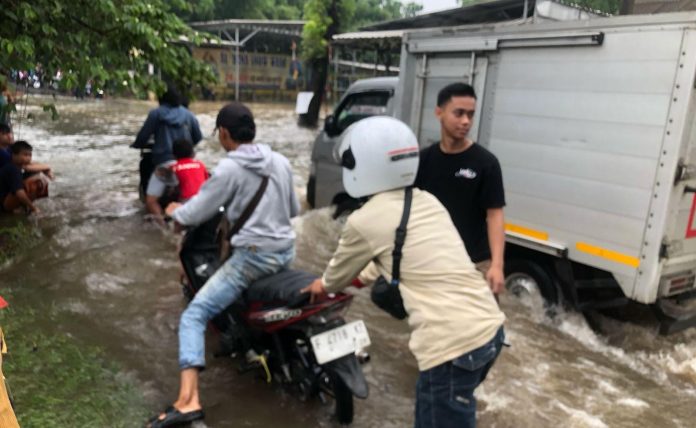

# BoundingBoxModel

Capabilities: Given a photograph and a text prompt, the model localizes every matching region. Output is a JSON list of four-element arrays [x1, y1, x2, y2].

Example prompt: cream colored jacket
[[322, 188, 505, 371]]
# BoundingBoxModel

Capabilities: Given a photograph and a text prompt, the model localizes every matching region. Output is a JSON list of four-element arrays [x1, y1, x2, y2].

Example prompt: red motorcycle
[[179, 217, 370, 425]]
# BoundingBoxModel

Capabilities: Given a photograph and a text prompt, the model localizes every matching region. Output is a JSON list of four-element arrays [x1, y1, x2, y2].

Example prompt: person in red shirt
[[172, 139, 208, 201]]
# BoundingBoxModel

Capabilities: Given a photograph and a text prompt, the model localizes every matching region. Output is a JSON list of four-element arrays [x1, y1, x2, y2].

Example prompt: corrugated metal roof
[[361, 0, 531, 31], [189, 19, 306, 37], [333, 30, 404, 42]]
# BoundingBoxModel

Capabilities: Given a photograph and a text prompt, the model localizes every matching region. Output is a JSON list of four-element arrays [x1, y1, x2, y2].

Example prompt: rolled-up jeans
[[178, 246, 295, 370], [414, 326, 505, 428]]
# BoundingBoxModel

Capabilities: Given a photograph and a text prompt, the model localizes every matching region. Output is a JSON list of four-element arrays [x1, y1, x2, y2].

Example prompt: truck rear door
[[402, 54, 488, 147]]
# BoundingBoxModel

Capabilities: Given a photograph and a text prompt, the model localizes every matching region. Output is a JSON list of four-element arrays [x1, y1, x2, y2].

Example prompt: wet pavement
[[2, 97, 695, 427]]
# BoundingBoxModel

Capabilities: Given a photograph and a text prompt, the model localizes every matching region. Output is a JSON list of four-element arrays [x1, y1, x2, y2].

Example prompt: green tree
[[347, 0, 403, 30], [299, 0, 353, 127], [299, 0, 419, 127], [1, 0, 217, 99], [402, 2, 424, 17], [266, 0, 307, 19], [165, 0, 217, 22], [575, 0, 622, 14]]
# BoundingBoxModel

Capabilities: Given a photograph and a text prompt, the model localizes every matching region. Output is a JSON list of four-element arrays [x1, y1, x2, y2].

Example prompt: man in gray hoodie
[[150, 102, 299, 428]]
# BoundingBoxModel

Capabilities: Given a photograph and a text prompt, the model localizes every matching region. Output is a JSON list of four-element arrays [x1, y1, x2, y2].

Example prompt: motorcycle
[[178, 216, 370, 425], [135, 141, 179, 209]]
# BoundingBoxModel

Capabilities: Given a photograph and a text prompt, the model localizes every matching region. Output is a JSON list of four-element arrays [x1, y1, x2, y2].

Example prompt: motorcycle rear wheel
[[330, 374, 354, 425]]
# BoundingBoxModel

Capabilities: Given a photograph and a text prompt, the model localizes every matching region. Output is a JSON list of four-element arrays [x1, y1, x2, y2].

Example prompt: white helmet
[[339, 116, 420, 198]]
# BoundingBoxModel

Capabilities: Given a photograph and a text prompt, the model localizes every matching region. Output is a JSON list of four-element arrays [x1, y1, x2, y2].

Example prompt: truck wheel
[[504, 260, 560, 305]]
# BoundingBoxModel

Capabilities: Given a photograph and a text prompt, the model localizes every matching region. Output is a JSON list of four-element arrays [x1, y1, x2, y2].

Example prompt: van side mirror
[[324, 115, 338, 136]]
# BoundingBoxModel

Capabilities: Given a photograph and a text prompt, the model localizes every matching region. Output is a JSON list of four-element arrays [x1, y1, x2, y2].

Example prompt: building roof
[[189, 19, 306, 37], [332, 29, 404, 49], [361, 0, 533, 31]]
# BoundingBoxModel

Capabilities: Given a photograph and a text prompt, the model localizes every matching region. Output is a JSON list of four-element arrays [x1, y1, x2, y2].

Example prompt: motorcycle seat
[[245, 269, 317, 305]]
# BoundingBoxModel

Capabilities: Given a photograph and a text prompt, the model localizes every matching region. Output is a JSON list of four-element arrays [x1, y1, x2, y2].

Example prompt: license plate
[[310, 320, 371, 365]]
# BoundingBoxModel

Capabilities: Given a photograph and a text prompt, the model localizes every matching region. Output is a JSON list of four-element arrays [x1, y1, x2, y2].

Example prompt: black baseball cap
[[216, 102, 256, 142]]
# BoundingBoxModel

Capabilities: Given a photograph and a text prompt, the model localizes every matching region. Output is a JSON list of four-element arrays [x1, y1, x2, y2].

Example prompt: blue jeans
[[178, 246, 294, 369], [414, 327, 505, 428]]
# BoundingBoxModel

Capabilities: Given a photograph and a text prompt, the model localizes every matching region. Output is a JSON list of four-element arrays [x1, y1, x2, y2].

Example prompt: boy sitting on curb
[[0, 141, 45, 214]]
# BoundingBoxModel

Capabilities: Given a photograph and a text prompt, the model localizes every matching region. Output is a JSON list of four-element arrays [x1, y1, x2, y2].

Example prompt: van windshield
[[335, 91, 390, 133]]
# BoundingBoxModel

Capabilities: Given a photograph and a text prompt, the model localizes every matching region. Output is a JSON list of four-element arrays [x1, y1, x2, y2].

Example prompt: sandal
[[147, 406, 204, 428], [147, 406, 173, 424]]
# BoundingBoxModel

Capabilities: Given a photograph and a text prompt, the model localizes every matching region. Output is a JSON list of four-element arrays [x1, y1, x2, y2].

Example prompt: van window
[[335, 91, 390, 133]]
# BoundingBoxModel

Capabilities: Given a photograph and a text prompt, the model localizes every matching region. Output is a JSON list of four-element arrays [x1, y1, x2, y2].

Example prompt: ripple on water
[[556, 402, 609, 428], [292, 207, 343, 275], [85, 272, 132, 295], [616, 397, 650, 409], [59, 299, 91, 315]]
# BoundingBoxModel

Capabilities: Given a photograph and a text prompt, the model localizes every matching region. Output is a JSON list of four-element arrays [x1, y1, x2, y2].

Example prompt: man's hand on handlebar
[[164, 202, 185, 233], [165, 202, 182, 217]]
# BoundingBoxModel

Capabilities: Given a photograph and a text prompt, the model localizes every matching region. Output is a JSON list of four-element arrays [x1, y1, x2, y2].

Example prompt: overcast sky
[[415, 0, 460, 13]]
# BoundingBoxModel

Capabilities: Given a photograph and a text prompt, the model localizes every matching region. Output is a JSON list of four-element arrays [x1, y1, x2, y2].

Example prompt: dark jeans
[[414, 326, 505, 428]]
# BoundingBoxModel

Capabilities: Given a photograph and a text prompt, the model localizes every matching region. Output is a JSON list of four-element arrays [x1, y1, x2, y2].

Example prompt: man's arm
[[132, 110, 157, 148], [189, 115, 203, 145], [302, 220, 375, 300], [146, 195, 166, 225], [24, 162, 53, 179], [357, 262, 380, 285], [14, 189, 38, 213], [486, 207, 505, 294], [172, 165, 233, 226]]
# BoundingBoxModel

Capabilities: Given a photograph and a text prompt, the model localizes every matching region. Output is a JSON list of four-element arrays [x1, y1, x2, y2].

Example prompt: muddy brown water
[[2, 97, 696, 427]]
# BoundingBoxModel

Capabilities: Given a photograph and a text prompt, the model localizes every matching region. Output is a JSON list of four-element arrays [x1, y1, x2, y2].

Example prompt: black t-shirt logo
[[454, 168, 477, 179]]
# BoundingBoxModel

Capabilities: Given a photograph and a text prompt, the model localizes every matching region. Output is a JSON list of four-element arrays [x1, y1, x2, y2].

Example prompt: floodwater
[[2, 97, 696, 427]]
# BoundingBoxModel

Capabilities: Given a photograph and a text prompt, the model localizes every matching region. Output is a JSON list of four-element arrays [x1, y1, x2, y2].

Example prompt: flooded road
[[2, 97, 696, 427]]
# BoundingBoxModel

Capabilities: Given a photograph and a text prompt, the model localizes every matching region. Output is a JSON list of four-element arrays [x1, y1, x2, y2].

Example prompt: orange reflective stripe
[[505, 223, 549, 241], [576, 242, 640, 268]]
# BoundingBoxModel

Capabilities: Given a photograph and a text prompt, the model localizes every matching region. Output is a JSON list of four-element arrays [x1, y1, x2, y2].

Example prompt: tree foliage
[[402, 2, 424, 17], [302, 0, 351, 60], [569, 0, 622, 14], [1, 0, 218, 98], [301, 0, 411, 60]]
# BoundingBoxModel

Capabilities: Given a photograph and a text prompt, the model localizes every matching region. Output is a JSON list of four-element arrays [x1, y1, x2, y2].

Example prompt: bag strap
[[225, 175, 269, 241], [391, 186, 413, 286]]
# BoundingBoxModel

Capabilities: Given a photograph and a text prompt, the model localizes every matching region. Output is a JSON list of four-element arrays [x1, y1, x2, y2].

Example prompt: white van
[[306, 77, 398, 215]]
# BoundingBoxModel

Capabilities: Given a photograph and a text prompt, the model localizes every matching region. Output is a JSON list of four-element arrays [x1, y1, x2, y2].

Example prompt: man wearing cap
[[149, 102, 300, 428]]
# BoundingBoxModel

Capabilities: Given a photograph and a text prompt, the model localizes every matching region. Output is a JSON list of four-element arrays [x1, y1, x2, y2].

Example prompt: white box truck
[[310, 12, 696, 332]]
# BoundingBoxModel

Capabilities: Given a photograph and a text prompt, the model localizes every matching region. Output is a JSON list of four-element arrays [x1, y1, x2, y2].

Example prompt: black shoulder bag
[[217, 176, 269, 261], [370, 186, 412, 320]]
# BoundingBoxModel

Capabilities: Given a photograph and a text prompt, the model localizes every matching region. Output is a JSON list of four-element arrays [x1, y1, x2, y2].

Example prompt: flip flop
[[147, 406, 173, 424], [148, 406, 204, 428]]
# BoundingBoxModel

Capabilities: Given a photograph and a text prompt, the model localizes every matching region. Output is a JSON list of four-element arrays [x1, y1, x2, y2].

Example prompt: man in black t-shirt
[[415, 82, 506, 295]]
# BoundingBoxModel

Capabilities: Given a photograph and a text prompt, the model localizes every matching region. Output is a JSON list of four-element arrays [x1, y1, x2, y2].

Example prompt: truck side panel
[[400, 25, 690, 302], [487, 29, 684, 301]]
